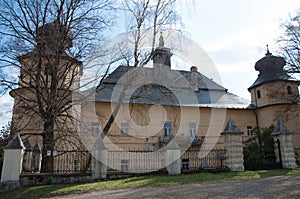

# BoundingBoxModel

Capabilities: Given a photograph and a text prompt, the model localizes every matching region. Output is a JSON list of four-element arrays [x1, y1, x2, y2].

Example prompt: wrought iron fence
[[22, 148, 226, 175], [53, 150, 91, 173], [22, 149, 91, 174], [107, 149, 165, 174], [181, 149, 226, 172]]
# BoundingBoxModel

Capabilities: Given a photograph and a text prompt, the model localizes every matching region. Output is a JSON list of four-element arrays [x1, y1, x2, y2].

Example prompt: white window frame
[[121, 123, 129, 136], [189, 122, 197, 142], [90, 122, 99, 135], [121, 159, 129, 172], [247, 126, 253, 136], [163, 122, 172, 138]]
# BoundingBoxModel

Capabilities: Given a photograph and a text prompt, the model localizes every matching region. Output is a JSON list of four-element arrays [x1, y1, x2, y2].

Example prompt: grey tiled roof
[[86, 65, 251, 109], [248, 54, 299, 90]]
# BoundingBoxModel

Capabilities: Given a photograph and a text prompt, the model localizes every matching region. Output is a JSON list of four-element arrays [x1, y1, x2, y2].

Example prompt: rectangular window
[[74, 159, 78, 173], [90, 122, 99, 135], [189, 122, 198, 142], [163, 122, 172, 142], [257, 90, 261, 98], [121, 123, 129, 136], [121, 159, 129, 172], [182, 159, 189, 171], [247, 126, 253, 136]]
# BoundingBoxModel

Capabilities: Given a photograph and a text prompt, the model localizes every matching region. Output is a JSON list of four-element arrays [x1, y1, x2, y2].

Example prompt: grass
[[1, 168, 300, 199]]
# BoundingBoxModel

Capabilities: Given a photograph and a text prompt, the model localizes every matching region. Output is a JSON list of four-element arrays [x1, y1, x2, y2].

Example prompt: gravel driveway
[[47, 174, 300, 199]]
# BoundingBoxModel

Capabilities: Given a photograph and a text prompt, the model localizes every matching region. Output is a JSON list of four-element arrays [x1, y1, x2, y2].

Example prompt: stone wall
[[20, 173, 92, 186]]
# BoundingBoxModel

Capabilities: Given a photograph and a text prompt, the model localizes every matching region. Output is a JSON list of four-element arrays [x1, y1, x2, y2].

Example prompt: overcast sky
[[0, 0, 300, 128], [178, 0, 300, 99]]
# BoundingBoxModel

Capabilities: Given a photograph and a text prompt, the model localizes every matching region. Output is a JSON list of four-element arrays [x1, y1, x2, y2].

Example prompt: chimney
[[190, 66, 197, 72]]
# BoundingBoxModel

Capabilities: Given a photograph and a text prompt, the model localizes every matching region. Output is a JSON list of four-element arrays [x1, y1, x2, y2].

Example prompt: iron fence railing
[[22, 150, 91, 174], [181, 149, 226, 171], [52, 150, 91, 173], [22, 148, 227, 174], [107, 149, 165, 174]]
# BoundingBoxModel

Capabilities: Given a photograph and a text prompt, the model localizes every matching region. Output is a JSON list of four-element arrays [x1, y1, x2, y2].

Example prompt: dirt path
[[47, 174, 300, 199]]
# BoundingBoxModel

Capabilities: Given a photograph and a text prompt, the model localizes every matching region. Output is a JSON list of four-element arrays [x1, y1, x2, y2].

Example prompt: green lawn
[[1, 168, 300, 199]]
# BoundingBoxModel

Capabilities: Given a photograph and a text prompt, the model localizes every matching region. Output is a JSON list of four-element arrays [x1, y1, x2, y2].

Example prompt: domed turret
[[35, 21, 72, 52], [254, 53, 285, 73], [249, 49, 293, 90], [248, 46, 299, 108]]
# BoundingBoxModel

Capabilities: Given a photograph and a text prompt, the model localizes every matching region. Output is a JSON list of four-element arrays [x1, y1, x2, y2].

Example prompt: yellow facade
[[80, 100, 259, 151], [9, 25, 300, 161]]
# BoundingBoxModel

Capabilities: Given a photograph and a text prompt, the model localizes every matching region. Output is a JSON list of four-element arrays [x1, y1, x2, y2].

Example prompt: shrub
[[243, 125, 276, 165]]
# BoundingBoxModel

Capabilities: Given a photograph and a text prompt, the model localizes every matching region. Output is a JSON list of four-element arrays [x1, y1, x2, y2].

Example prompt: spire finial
[[265, 44, 272, 56], [159, 32, 164, 47]]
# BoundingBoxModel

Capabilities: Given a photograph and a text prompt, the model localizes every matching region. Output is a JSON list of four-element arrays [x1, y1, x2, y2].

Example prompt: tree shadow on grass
[[1, 169, 299, 199], [0, 183, 76, 199]]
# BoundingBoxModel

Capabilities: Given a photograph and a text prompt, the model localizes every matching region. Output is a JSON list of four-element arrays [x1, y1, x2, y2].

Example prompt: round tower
[[248, 48, 300, 149], [248, 49, 299, 108], [9, 21, 82, 152]]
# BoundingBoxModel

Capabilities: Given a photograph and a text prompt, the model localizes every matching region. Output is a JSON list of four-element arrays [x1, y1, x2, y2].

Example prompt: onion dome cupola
[[152, 32, 173, 68], [35, 20, 73, 55], [248, 47, 296, 90], [248, 46, 299, 107]]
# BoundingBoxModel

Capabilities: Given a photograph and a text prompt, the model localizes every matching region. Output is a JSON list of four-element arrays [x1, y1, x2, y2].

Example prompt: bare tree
[[278, 9, 300, 74], [122, 0, 179, 67], [272, 10, 300, 123], [99, 0, 180, 137], [0, 0, 114, 172], [0, 0, 182, 172]]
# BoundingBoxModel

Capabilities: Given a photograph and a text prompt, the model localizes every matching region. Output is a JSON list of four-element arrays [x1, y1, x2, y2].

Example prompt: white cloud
[[0, 94, 13, 127], [179, 0, 300, 100]]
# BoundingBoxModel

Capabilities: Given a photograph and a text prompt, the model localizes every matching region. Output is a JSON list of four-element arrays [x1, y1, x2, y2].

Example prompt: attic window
[[287, 86, 292, 95], [257, 90, 261, 98]]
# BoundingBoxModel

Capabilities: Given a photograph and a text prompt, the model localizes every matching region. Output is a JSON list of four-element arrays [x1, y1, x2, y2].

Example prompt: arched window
[[287, 86, 292, 95], [257, 90, 261, 98]]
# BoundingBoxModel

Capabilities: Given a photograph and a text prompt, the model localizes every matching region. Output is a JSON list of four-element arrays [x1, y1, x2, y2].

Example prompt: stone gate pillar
[[91, 137, 107, 179], [165, 141, 181, 175], [271, 120, 297, 169], [221, 118, 244, 171], [1, 133, 25, 182]]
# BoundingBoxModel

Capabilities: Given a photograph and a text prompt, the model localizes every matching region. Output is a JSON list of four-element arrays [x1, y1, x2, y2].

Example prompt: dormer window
[[257, 90, 261, 98], [287, 86, 292, 95]]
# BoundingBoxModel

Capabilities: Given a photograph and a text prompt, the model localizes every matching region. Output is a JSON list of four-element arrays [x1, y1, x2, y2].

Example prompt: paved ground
[[47, 174, 300, 199]]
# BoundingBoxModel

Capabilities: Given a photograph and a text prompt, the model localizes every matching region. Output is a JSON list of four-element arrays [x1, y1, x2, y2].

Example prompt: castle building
[[10, 23, 300, 163], [80, 35, 300, 153]]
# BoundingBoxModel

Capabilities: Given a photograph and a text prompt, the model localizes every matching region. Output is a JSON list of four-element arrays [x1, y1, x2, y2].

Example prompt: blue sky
[[0, 0, 300, 128]]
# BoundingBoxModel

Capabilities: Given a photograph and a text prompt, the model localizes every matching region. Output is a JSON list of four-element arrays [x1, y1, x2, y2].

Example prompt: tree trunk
[[41, 120, 55, 173]]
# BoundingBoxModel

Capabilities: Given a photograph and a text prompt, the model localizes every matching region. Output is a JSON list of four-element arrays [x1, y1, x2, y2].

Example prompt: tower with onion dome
[[248, 46, 300, 147]]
